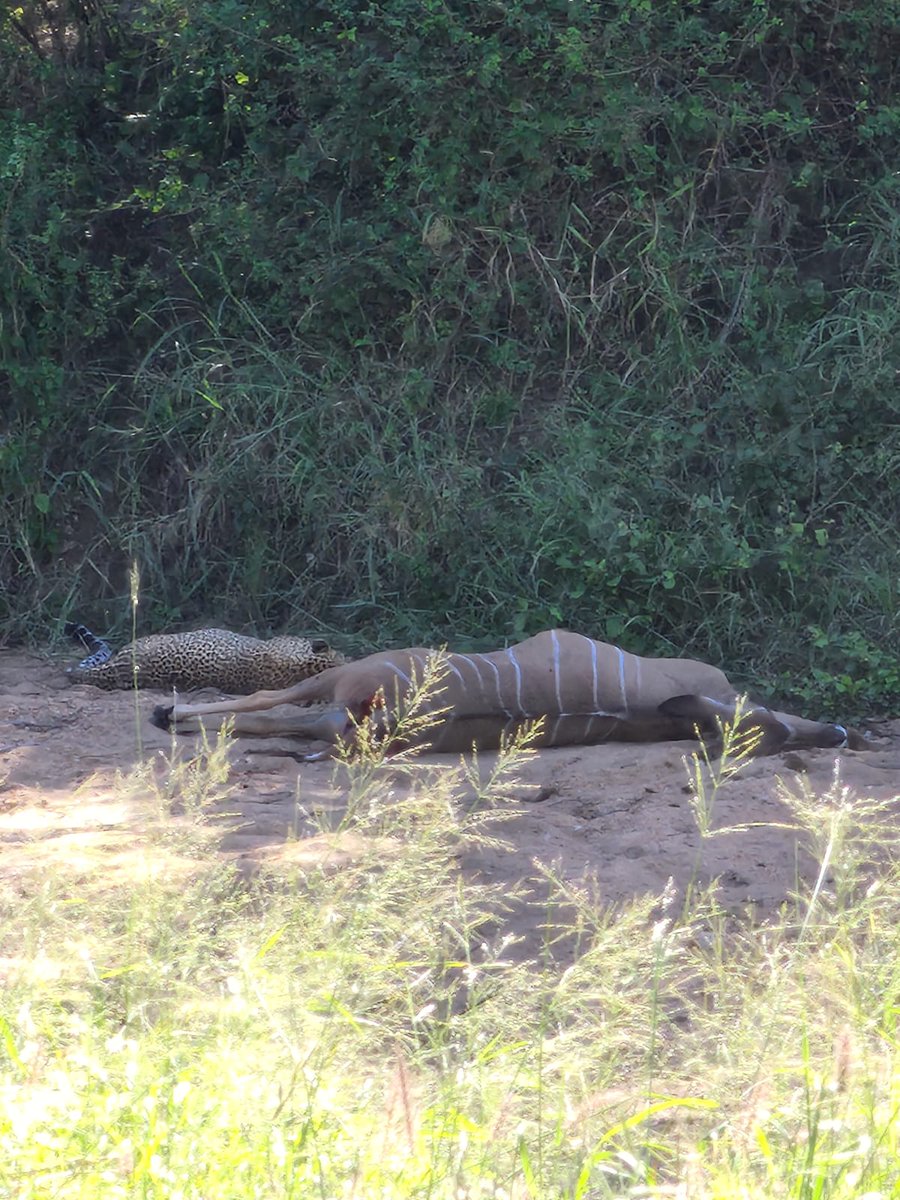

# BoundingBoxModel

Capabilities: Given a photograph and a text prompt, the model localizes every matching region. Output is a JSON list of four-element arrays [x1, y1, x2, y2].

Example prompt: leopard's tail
[[64, 621, 114, 677]]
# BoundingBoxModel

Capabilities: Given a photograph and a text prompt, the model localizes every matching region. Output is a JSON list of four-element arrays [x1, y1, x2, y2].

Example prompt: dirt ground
[[2, 646, 898, 957]]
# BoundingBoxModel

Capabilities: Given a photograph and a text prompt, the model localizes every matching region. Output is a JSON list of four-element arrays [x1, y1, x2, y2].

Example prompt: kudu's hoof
[[151, 704, 175, 731], [244, 747, 332, 763]]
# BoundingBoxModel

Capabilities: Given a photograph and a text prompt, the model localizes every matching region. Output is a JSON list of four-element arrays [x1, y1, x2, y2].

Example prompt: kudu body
[[152, 629, 866, 758]]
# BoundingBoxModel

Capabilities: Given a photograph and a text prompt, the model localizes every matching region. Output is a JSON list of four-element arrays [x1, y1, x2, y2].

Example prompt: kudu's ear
[[656, 694, 726, 752], [657, 694, 724, 723]]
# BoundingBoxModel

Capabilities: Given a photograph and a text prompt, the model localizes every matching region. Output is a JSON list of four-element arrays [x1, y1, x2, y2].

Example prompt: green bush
[[1, 0, 897, 713]]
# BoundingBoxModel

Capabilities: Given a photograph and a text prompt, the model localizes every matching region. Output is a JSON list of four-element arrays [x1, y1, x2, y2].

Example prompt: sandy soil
[[2, 646, 898, 957]]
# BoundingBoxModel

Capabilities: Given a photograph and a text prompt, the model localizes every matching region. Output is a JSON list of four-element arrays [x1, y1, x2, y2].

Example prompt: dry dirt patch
[[1, 646, 898, 956]]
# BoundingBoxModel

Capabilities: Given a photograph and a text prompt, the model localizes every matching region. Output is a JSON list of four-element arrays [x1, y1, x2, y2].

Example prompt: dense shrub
[[1, 0, 898, 712]]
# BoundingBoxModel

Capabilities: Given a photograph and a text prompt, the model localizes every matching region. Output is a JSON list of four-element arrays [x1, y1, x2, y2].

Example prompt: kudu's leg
[[151, 682, 317, 731], [166, 705, 353, 760]]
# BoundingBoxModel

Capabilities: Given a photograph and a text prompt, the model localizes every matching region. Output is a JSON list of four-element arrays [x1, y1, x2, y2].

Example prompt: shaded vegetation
[[1, 0, 898, 712]]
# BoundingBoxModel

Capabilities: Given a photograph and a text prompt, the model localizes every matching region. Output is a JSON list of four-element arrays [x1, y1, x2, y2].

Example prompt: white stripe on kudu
[[455, 653, 488, 700], [505, 647, 525, 716], [586, 634, 600, 711], [443, 660, 467, 686], [385, 661, 412, 689], [157, 628, 867, 760], [477, 653, 511, 718], [616, 647, 627, 713], [550, 629, 563, 714]]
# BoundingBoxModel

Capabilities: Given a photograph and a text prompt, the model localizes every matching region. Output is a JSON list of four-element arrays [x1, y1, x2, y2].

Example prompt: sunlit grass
[[1, 714, 899, 1198]]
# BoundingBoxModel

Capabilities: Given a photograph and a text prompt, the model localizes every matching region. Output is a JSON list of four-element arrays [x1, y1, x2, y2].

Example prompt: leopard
[[64, 621, 344, 693]]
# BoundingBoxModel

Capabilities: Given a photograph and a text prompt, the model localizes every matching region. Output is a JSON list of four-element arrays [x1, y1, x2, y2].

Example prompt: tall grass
[[2, 719, 899, 1198], [5, 330, 897, 718]]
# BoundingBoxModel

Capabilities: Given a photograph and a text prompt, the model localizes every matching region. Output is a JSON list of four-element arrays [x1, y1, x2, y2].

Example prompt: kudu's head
[[658, 694, 867, 755]]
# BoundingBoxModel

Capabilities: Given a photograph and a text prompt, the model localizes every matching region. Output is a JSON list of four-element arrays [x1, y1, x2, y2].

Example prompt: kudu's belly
[[417, 711, 699, 754]]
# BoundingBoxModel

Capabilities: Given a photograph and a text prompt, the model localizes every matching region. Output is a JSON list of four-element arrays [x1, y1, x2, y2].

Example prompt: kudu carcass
[[151, 629, 867, 759]]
